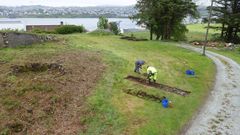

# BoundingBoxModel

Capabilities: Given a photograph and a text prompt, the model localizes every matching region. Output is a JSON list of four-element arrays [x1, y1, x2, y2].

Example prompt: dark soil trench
[[123, 89, 165, 102], [125, 76, 191, 96]]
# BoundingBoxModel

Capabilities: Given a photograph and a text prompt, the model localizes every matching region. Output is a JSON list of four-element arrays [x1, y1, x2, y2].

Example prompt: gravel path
[[180, 45, 240, 135]]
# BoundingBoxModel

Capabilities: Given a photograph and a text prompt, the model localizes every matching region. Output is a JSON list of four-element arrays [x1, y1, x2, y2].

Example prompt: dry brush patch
[[0, 51, 105, 135]]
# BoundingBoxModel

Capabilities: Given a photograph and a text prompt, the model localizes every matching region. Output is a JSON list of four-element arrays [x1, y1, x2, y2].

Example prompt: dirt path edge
[[179, 44, 240, 135]]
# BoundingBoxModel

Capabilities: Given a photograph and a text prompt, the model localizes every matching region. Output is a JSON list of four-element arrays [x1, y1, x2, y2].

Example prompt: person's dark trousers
[[134, 64, 141, 73]]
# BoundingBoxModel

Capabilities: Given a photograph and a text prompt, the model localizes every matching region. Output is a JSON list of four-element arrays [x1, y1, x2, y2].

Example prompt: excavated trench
[[125, 75, 191, 96], [123, 89, 165, 102], [11, 63, 66, 76]]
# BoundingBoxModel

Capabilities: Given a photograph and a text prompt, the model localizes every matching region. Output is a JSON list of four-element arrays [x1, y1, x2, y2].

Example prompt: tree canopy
[[97, 16, 120, 35], [97, 16, 109, 29], [132, 0, 199, 40], [210, 0, 240, 43]]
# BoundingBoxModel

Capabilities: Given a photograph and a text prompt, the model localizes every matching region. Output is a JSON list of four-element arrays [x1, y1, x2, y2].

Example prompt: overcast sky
[[0, 0, 210, 7]]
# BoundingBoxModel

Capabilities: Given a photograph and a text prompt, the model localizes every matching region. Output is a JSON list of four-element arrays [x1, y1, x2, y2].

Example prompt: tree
[[132, 0, 198, 40], [210, 0, 240, 43], [109, 22, 120, 35], [97, 16, 109, 29]]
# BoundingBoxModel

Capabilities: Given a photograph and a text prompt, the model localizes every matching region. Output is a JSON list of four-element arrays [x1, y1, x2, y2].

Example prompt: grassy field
[[68, 34, 215, 135], [0, 33, 216, 134], [186, 24, 221, 42], [123, 24, 220, 42], [209, 48, 240, 64], [186, 24, 240, 64]]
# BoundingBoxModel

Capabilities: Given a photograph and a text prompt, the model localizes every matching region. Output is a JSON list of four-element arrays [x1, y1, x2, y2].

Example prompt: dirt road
[[180, 45, 240, 135]]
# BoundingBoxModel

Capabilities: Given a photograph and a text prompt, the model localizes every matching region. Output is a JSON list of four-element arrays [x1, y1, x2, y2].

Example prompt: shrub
[[55, 25, 86, 34], [109, 22, 120, 35], [172, 23, 188, 41], [97, 16, 109, 29], [32, 29, 55, 34], [88, 29, 114, 36], [211, 33, 224, 41]]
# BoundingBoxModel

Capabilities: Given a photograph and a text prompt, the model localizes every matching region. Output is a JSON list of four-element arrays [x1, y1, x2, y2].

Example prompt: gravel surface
[[180, 45, 240, 135]]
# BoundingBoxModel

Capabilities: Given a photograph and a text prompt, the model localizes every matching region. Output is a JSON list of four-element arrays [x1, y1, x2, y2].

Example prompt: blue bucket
[[186, 70, 195, 76], [162, 99, 169, 108]]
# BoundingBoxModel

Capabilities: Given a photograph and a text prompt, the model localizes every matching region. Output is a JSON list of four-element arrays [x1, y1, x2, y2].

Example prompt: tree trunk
[[221, 23, 225, 38], [226, 26, 234, 42], [162, 24, 168, 40], [166, 23, 171, 40], [221, 0, 227, 38], [156, 34, 160, 40], [150, 24, 153, 40]]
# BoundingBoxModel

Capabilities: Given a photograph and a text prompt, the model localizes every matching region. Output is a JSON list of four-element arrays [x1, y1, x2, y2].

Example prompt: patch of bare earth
[[0, 51, 105, 134]]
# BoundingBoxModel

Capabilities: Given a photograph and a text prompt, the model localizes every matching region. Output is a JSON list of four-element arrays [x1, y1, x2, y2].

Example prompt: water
[[0, 18, 141, 31]]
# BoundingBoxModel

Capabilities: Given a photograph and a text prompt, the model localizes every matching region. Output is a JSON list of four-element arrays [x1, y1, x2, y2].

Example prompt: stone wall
[[0, 32, 57, 48]]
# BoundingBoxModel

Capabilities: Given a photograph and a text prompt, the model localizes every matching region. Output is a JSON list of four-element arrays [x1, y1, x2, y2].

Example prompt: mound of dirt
[[0, 51, 105, 134]]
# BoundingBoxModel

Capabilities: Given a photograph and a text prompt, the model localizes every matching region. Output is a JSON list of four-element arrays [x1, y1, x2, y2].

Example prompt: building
[[26, 21, 64, 32]]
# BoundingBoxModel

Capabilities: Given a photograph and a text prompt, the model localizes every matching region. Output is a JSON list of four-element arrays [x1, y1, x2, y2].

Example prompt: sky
[[0, 0, 210, 7]]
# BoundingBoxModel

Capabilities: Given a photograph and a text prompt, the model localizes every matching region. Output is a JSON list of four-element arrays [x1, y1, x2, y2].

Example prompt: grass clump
[[2, 98, 21, 110], [0, 128, 10, 135], [17, 83, 53, 96]]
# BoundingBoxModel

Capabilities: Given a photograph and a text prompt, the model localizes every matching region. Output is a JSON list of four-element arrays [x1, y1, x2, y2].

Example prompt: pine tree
[[211, 0, 240, 43]]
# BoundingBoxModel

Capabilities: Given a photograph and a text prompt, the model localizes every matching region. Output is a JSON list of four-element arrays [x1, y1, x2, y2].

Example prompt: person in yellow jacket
[[147, 66, 157, 83]]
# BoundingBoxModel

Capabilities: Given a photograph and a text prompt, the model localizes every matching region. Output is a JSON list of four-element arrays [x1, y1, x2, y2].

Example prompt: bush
[[172, 23, 188, 41], [32, 29, 56, 34], [55, 25, 86, 34], [97, 16, 109, 29], [88, 29, 114, 36], [109, 22, 120, 35], [211, 33, 224, 41]]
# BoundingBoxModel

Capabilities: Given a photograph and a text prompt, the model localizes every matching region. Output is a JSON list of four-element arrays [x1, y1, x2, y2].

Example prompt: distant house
[[0, 20, 26, 31], [26, 21, 64, 32]]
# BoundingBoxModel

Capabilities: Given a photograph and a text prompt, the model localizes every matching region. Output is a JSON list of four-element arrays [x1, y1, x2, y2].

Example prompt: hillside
[[0, 5, 207, 18], [0, 33, 215, 134], [0, 5, 136, 18]]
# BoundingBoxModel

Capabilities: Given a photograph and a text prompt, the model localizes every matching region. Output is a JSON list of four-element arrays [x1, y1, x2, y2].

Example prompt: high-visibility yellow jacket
[[147, 66, 157, 81], [147, 66, 157, 74]]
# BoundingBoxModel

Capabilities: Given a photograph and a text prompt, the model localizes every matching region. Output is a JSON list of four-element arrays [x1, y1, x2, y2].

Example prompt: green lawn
[[123, 23, 221, 42], [67, 34, 215, 135], [186, 23, 221, 42], [186, 24, 240, 65], [124, 31, 155, 40], [0, 33, 216, 135], [209, 48, 240, 64]]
